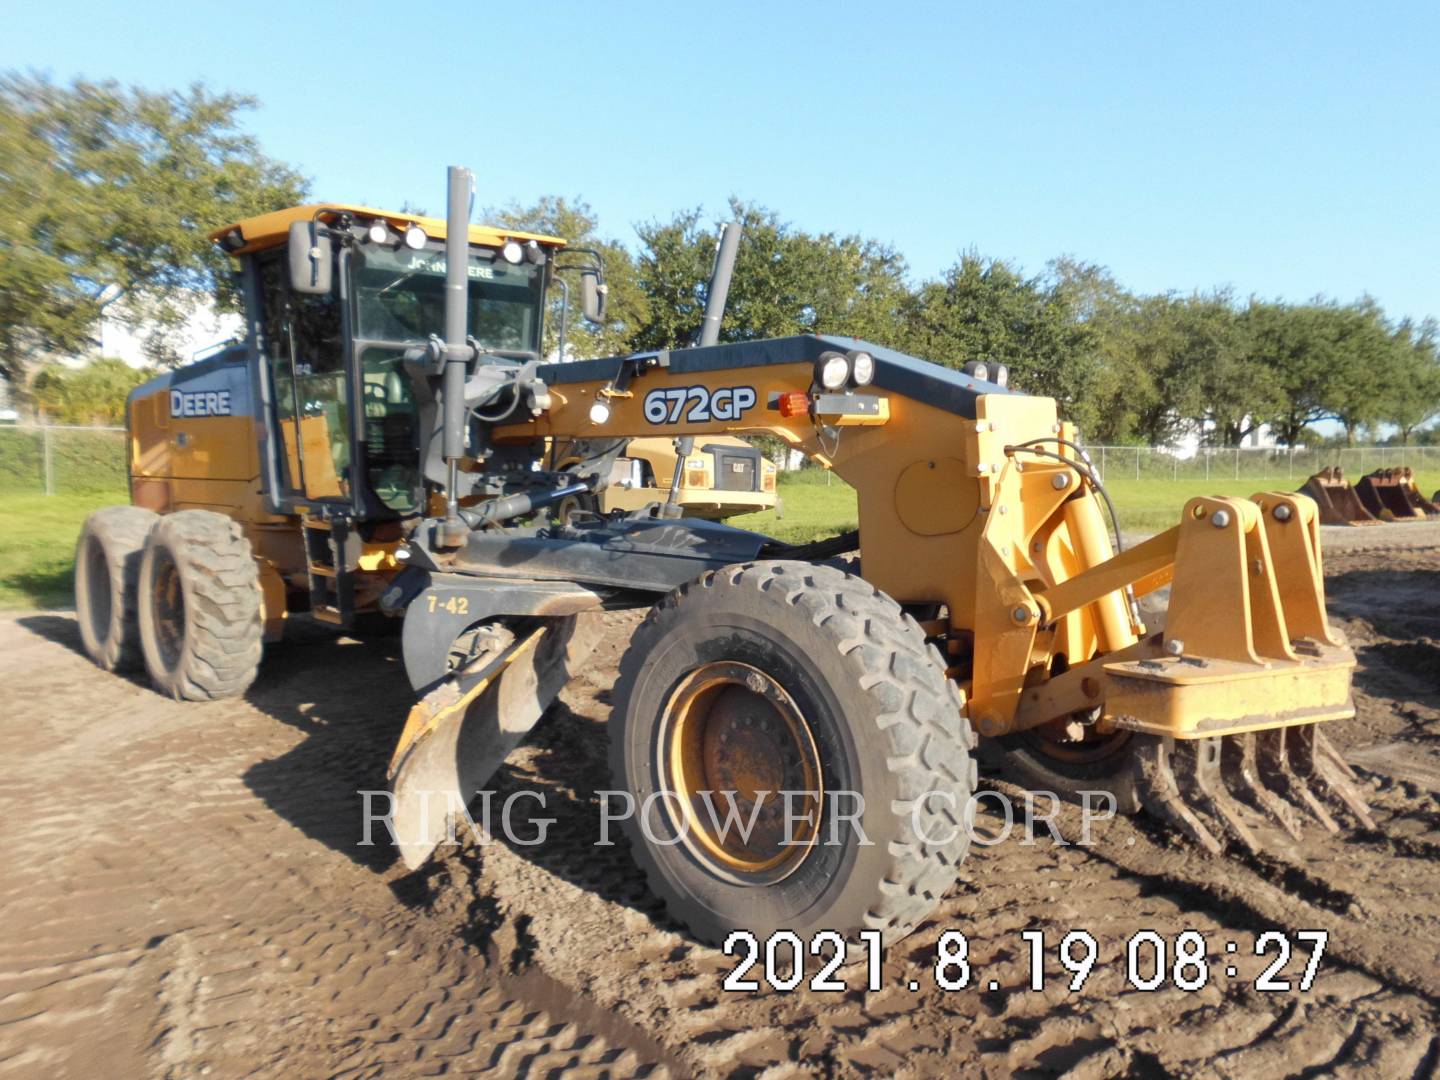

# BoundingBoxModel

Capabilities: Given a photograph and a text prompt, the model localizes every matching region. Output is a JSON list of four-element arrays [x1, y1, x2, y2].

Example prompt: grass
[[729, 469, 860, 544], [0, 490, 127, 609], [732, 467, 1440, 544], [4, 464, 1436, 610]]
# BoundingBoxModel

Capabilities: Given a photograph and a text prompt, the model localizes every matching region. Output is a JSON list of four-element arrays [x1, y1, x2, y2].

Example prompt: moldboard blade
[[387, 614, 601, 870]]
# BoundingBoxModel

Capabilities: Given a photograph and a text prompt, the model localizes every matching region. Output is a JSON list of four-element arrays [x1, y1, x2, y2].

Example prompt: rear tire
[[74, 505, 159, 672], [986, 727, 1142, 814], [611, 561, 975, 946], [137, 510, 263, 701]]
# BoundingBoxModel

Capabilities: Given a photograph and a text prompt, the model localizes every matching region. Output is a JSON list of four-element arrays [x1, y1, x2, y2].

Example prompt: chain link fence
[[1083, 444, 1440, 484], [0, 425, 128, 496], [1, 425, 1436, 497]]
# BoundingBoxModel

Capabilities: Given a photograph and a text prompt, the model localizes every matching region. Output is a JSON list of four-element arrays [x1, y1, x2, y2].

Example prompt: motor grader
[[74, 167, 1370, 947]]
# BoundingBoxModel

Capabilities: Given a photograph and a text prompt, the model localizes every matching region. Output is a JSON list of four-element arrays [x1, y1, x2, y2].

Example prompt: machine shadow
[[18, 612, 86, 652], [17, 613, 156, 691], [240, 626, 414, 874], [385, 695, 672, 932], [238, 622, 670, 933]]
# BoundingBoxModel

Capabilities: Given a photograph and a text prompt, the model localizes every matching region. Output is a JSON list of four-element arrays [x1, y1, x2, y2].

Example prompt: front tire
[[74, 505, 159, 672], [137, 510, 263, 701], [611, 561, 975, 946]]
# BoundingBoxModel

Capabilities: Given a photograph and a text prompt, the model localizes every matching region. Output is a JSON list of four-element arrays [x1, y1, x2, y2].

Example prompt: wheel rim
[[82, 537, 111, 643], [151, 549, 185, 672], [659, 661, 823, 884]]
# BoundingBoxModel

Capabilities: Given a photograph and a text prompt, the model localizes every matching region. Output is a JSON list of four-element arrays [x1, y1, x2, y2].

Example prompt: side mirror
[[580, 269, 607, 325], [288, 220, 333, 294]]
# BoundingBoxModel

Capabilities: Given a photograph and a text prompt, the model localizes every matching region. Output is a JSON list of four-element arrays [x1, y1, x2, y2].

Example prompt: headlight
[[817, 351, 850, 390], [588, 400, 611, 424], [501, 240, 524, 264], [849, 350, 875, 385], [403, 224, 428, 250]]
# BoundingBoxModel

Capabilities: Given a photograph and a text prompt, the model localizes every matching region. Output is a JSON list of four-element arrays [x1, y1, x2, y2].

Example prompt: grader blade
[[386, 615, 601, 870]]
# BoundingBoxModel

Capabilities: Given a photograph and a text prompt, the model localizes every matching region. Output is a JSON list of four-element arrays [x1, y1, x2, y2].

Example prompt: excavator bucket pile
[[1116, 492, 1373, 854], [1355, 467, 1438, 520], [1394, 467, 1440, 516], [1403, 469, 1440, 515], [1298, 467, 1377, 525]]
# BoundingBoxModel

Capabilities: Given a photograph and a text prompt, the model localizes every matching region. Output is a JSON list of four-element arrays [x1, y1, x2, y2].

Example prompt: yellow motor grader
[[74, 167, 1369, 946]]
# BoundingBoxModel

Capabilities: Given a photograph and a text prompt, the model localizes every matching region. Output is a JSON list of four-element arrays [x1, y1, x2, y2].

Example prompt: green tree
[[1383, 317, 1440, 444], [485, 195, 649, 359], [31, 356, 152, 424], [0, 74, 306, 389], [1244, 299, 1394, 446], [896, 252, 1103, 431], [631, 200, 909, 350], [1048, 259, 1161, 443], [1168, 291, 1278, 447]]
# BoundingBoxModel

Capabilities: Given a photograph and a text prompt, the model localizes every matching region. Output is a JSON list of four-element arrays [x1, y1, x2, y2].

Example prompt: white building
[[1166, 415, 1281, 459], [97, 294, 244, 370]]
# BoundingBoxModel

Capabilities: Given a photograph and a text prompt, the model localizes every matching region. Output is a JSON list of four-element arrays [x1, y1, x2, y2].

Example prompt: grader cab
[[73, 167, 1370, 947]]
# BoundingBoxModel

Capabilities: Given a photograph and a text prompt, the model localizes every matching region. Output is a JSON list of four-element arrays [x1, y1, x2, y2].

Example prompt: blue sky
[[5, 1, 1437, 323]]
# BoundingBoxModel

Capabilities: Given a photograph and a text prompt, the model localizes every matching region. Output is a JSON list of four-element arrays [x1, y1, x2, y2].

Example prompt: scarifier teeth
[[1222, 733, 1303, 840], [1290, 726, 1377, 829], [1175, 738, 1264, 856], [1133, 727, 1374, 854], [1256, 728, 1339, 832], [1133, 736, 1223, 855]]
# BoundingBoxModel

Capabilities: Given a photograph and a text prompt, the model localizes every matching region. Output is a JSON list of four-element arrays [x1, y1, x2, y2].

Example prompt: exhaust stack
[[440, 164, 473, 545], [664, 222, 743, 517]]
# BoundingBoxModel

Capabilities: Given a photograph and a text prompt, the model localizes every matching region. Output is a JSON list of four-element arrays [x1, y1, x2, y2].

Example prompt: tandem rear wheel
[[136, 510, 263, 701], [611, 561, 976, 947], [74, 505, 159, 672]]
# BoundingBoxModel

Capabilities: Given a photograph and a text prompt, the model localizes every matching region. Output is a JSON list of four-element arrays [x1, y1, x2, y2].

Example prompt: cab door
[[255, 255, 356, 509]]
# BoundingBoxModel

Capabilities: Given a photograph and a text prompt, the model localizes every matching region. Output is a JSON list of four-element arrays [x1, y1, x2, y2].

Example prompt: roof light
[[403, 224, 428, 250], [849, 350, 875, 386], [367, 220, 391, 244], [817, 351, 850, 390], [501, 240, 524, 264], [524, 239, 546, 265]]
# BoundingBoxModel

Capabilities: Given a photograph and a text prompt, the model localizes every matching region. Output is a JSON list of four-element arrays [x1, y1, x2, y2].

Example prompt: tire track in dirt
[[0, 615, 674, 1079], [0, 539, 1436, 1077]]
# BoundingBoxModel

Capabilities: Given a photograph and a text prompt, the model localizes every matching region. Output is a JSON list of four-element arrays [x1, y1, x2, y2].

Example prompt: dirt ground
[[1, 524, 1438, 1079]]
